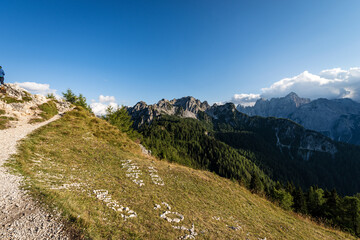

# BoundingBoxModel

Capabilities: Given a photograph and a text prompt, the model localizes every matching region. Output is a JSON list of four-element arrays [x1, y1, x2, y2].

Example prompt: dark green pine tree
[[292, 186, 307, 214], [62, 89, 92, 112], [103, 106, 139, 139], [323, 189, 341, 225], [62, 89, 77, 103], [307, 186, 325, 217], [285, 181, 296, 195], [250, 172, 263, 194], [341, 196, 360, 236]]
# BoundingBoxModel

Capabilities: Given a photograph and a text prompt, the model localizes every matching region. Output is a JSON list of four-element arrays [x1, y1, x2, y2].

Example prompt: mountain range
[[237, 92, 360, 145], [127, 96, 360, 195]]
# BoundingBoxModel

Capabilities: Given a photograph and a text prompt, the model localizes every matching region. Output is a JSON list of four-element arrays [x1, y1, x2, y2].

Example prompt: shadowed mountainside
[[237, 93, 360, 145]]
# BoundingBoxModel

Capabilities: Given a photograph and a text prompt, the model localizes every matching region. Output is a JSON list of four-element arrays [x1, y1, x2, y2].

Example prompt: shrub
[[271, 187, 294, 210], [62, 89, 92, 112]]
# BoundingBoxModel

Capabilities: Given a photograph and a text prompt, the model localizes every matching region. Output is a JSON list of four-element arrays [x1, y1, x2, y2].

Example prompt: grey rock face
[[238, 92, 310, 118], [289, 98, 360, 144], [3, 83, 32, 100], [127, 96, 210, 128], [237, 93, 360, 145], [208, 103, 338, 159]]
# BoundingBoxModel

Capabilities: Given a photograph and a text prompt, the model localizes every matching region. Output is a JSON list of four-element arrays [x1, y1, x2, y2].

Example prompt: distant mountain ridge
[[237, 93, 360, 145], [237, 92, 311, 118]]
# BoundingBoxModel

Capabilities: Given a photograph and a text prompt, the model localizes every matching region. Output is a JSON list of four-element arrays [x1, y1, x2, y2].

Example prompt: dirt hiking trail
[[0, 114, 69, 239]]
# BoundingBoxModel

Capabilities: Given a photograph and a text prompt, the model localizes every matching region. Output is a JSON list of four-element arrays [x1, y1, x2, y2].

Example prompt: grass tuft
[[1, 96, 24, 104], [0, 115, 17, 129], [29, 100, 58, 123], [0, 116, 10, 129]]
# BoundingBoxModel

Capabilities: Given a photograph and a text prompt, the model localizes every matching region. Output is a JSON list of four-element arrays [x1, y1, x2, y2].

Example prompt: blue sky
[[1, 0, 360, 112]]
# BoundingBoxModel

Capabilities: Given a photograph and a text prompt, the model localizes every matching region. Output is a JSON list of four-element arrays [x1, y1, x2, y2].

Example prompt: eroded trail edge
[[0, 114, 69, 239]]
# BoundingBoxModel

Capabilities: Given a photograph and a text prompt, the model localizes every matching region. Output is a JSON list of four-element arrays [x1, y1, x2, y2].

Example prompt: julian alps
[[237, 92, 311, 118], [237, 93, 360, 145], [128, 96, 360, 195], [127, 97, 210, 128]]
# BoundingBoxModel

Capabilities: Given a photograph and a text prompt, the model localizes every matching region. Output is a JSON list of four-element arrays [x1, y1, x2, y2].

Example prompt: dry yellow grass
[[7, 107, 357, 239]]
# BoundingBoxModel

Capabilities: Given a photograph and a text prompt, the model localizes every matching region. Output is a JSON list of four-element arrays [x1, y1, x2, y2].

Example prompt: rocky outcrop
[[0, 83, 71, 127], [237, 93, 360, 145], [207, 103, 237, 121], [127, 96, 210, 128]]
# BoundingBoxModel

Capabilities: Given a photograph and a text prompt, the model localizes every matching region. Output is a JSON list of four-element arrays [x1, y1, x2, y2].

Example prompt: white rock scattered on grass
[[161, 202, 171, 210], [154, 202, 196, 238], [173, 223, 197, 239], [121, 160, 145, 187], [154, 202, 172, 210], [93, 189, 137, 220], [212, 216, 221, 221], [160, 211, 184, 223], [148, 165, 165, 186], [50, 182, 84, 190], [139, 144, 152, 156]]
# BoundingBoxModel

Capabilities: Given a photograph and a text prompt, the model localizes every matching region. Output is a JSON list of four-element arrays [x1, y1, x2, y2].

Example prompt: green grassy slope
[[7, 107, 355, 239]]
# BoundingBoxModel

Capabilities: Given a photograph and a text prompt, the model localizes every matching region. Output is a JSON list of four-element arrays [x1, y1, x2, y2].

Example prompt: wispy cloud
[[99, 95, 116, 103], [232, 67, 360, 106], [231, 93, 260, 106], [15, 82, 57, 96]]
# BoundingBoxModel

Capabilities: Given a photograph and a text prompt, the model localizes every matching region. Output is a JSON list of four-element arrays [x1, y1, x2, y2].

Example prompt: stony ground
[[0, 114, 69, 239]]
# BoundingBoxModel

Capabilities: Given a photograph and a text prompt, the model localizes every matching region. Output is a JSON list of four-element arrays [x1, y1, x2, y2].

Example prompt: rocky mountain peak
[[213, 102, 236, 112], [237, 92, 310, 118], [127, 96, 211, 128], [133, 101, 148, 111], [283, 92, 311, 107], [173, 96, 210, 113], [284, 92, 300, 101]]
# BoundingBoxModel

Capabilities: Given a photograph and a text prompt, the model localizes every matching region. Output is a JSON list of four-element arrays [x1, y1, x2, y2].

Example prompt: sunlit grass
[[29, 100, 58, 123]]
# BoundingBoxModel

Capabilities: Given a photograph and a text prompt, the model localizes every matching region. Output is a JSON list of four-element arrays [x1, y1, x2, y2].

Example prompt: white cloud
[[231, 93, 260, 106], [90, 95, 118, 116], [90, 102, 118, 116], [319, 68, 348, 79], [99, 95, 116, 103], [232, 67, 360, 105], [261, 68, 360, 101], [15, 82, 57, 96]]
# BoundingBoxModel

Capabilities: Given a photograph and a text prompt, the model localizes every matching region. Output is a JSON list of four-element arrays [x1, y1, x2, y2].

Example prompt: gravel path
[[0, 114, 69, 239]]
